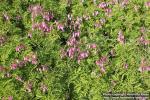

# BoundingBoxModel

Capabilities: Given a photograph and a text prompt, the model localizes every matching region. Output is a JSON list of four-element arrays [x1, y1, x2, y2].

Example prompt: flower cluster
[[0, 35, 6, 46], [40, 83, 48, 93], [24, 81, 33, 92], [138, 34, 150, 45], [15, 44, 26, 52], [28, 4, 55, 34], [139, 58, 150, 72], [3, 13, 9, 21], [42, 11, 53, 21], [145, 1, 150, 7], [96, 56, 108, 73], [88, 43, 97, 49], [10, 53, 38, 70], [28, 4, 43, 22], [117, 30, 125, 44], [98, 2, 112, 17], [24, 53, 38, 65], [57, 23, 64, 31], [77, 51, 89, 63], [11, 59, 26, 70], [15, 75, 24, 82], [36, 65, 49, 73]]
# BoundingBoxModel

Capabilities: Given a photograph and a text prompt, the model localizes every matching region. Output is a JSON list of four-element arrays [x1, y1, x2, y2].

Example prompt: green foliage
[[0, 0, 150, 100]]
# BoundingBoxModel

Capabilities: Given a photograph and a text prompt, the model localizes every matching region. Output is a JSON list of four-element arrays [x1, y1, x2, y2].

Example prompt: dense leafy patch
[[0, 0, 150, 99]]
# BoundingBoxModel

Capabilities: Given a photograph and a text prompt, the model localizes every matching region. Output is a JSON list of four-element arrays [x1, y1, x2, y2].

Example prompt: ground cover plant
[[0, 0, 150, 99]]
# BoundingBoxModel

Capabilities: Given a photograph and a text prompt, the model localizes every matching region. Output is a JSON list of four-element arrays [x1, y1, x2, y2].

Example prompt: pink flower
[[78, 51, 89, 63], [31, 60, 38, 65], [96, 56, 108, 67], [3, 13, 9, 21], [16, 15, 22, 20], [18, 61, 26, 67], [93, 11, 99, 16], [57, 24, 64, 31], [83, 15, 91, 20], [42, 11, 53, 21], [41, 65, 48, 72], [139, 96, 146, 100], [117, 30, 125, 44], [100, 18, 106, 25], [67, 47, 76, 59], [16, 76, 23, 82], [138, 35, 150, 45], [31, 54, 38, 65], [25, 81, 33, 92], [100, 66, 106, 73], [109, 49, 115, 57], [39, 22, 51, 32], [28, 4, 43, 21], [139, 58, 150, 72], [15, 44, 25, 52], [89, 43, 97, 49], [121, 0, 129, 6], [72, 31, 80, 38], [23, 53, 38, 65], [28, 33, 32, 38], [40, 83, 48, 93], [124, 63, 128, 69], [145, 1, 150, 7], [104, 8, 112, 14], [4, 73, 12, 78], [140, 27, 146, 33], [96, 56, 108, 73], [109, 0, 119, 5], [98, 2, 108, 9], [24, 56, 31, 62], [11, 63, 18, 70], [67, 36, 77, 46], [0, 35, 6, 46], [8, 96, 13, 100], [32, 22, 39, 30], [139, 35, 145, 44], [94, 22, 102, 28], [139, 66, 150, 72]]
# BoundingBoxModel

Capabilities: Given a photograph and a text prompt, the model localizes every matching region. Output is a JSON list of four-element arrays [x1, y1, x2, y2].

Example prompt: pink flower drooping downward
[[67, 36, 77, 46], [3, 13, 9, 21], [67, 47, 76, 59], [40, 83, 48, 93], [138, 34, 150, 45], [23, 53, 38, 65], [57, 24, 64, 31], [25, 81, 33, 92], [28, 4, 43, 22], [0, 35, 6, 46], [72, 31, 80, 38], [145, 1, 150, 7], [42, 11, 53, 21], [89, 43, 97, 49], [78, 51, 89, 63], [96, 56, 108, 73], [15, 44, 25, 52], [38, 22, 51, 32], [8, 96, 13, 100], [117, 30, 125, 44], [139, 58, 150, 72], [98, 2, 108, 9]]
